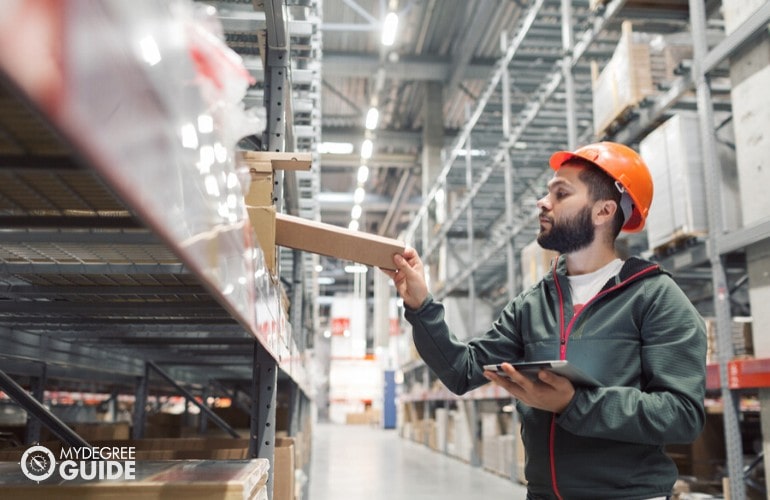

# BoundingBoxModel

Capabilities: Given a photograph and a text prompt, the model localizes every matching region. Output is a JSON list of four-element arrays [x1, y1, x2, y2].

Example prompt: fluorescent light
[[318, 277, 335, 285], [181, 123, 198, 149], [348, 219, 360, 231], [435, 188, 445, 204], [139, 36, 162, 66], [357, 165, 369, 183], [323, 330, 332, 338], [353, 187, 365, 204], [315, 264, 323, 272], [351, 204, 362, 220], [361, 139, 373, 159], [197, 114, 214, 133], [365, 107, 379, 130], [514, 141, 528, 150], [318, 141, 354, 154], [453, 148, 488, 157], [381, 12, 398, 46], [345, 264, 368, 273]]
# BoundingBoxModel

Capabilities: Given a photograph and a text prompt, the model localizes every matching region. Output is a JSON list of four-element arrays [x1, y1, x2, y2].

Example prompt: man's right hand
[[383, 247, 429, 310]]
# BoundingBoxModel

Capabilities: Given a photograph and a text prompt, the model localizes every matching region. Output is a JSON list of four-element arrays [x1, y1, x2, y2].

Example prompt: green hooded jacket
[[404, 256, 707, 500]]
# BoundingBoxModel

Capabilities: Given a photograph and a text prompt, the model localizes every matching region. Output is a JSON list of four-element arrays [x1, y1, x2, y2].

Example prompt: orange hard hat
[[549, 142, 653, 232]]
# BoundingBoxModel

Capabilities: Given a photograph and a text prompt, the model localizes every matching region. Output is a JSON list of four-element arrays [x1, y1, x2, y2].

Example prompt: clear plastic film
[[0, 0, 282, 352]]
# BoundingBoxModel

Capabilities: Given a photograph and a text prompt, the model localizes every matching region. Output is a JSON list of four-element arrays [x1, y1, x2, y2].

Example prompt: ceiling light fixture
[[353, 187, 366, 204], [318, 141, 354, 154], [357, 165, 369, 183], [344, 264, 368, 274], [360, 139, 373, 159], [351, 204, 362, 220], [365, 107, 379, 130], [381, 12, 399, 46], [348, 219, 360, 231]]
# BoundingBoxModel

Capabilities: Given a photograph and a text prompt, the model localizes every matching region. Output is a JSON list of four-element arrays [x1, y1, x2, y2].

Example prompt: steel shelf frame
[[0, 0, 314, 475]]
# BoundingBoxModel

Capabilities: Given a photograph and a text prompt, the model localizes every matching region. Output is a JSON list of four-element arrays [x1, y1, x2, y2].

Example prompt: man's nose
[[537, 194, 550, 211]]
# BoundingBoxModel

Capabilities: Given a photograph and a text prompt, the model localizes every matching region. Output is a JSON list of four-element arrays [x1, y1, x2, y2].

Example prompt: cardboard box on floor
[[275, 213, 406, 271]]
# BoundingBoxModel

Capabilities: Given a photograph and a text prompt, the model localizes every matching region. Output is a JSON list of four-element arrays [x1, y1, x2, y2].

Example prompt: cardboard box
[[240, 151, 312, 212], [239, 151, 312, 171], [274, 437, 295, 500], [591, 21, 654, 136], [275, 213, 406, 271], [245, 161, 275, 207], [247, 206, 277, 276]]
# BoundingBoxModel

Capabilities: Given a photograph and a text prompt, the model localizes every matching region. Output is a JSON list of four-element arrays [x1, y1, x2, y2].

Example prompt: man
[[387, 142, 707, 500]]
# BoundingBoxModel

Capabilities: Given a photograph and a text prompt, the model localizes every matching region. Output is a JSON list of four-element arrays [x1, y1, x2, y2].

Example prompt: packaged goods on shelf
[[640, 112, 742, 253], [512, 422, 526, 484], [274, 437, 295, 500], [520, 239, 559, 290], [435, 408, 448, 452], [731, 64, 770, 226], [723, 0, 768, 35], [591, 22, 654, 136], [731, 317, 754, 358], [704, 317, 754, 364], [591, 22, 693, 137], [482, 437, 503, 475], [275, 213, 406, 271], [481, 412, 501, 438]]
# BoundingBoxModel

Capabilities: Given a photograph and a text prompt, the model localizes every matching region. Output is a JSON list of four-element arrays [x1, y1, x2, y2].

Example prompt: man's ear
[[593, 199, 618, 227]]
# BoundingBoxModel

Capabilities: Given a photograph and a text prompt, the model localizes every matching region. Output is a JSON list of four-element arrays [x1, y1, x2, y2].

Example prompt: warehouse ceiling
[[0, 0, 724, 392], [227, 0, 698, 301]]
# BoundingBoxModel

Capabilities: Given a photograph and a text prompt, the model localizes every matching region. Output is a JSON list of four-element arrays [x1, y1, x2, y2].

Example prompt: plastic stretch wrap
[[0, 0, 285, 353]]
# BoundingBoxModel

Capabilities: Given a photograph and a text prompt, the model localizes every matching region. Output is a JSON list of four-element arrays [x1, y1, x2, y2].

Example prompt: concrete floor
[[309, 422, 528, 500]]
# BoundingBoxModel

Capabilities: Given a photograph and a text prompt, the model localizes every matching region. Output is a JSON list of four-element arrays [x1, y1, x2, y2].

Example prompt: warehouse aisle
[[309, 423, 528, 500]]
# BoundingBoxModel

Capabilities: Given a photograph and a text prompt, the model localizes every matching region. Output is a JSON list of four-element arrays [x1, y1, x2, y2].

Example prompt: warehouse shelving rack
[[0, 1, 319, 498], [397, 1, 770, 498]]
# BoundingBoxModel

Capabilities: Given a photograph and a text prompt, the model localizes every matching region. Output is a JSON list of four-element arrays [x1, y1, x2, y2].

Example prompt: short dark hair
[[568, 158, 625, 237]]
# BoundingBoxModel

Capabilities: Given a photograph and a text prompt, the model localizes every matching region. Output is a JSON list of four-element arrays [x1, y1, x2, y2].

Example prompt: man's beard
[[537, 204, 595, 254]]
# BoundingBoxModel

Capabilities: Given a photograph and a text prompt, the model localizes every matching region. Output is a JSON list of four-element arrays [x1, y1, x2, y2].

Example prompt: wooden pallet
[[652, 232, 705, 258]]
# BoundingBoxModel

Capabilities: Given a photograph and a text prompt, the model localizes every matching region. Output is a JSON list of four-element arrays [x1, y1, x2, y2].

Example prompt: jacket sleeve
[[404, 295, 525, 395], [557, 276, 707, 445]]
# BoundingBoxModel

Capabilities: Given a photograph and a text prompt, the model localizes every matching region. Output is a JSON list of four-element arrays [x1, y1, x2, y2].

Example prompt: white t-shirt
[[567, 258, 624, 312]]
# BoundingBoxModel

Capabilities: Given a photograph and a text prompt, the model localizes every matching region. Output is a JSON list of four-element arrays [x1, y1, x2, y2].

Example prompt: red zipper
[[547, 260, 659, 499]]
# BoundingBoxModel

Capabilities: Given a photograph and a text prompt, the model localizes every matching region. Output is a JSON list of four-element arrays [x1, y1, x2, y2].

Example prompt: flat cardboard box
[[247, 206, 277, 276], [275, 213, 405, 271]]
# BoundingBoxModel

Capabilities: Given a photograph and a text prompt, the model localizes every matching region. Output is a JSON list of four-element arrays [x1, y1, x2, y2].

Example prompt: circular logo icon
[[20, 445, 56, 482]]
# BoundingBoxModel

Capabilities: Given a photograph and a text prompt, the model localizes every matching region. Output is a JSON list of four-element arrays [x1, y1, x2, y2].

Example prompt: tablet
[[483, 360, 602, 387]]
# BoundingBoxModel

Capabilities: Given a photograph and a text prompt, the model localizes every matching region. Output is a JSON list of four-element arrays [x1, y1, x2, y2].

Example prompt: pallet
[[595, 105, 638, 139], [652, 232, 705, 258]]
